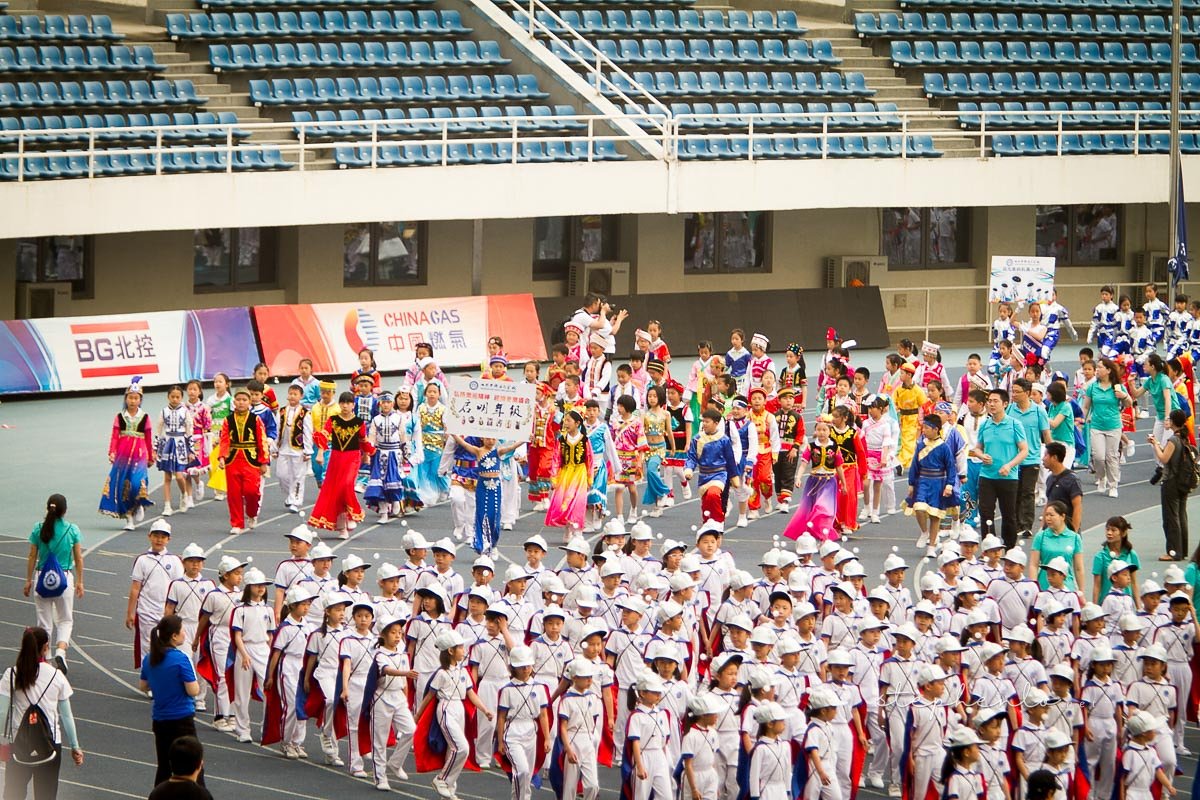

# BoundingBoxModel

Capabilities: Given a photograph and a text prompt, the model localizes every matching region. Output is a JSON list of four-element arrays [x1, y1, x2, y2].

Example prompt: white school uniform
[[681, 723, 722, 800], [200, 585, 238, 719], [469, 633, 510, 765], [430, 665, 473, 792], [1122, 742, 1163, 800], [406, 613, 451, 697], [559, 690, 602, 800], [1081, 676, 1124, 800], [627, 704, 674, 800], [370, 647, 416, 785], [131, 549, 184, 666], [1152, 620, 1196, 747], [1125, 677, 1178, 779], [230, 599, 274, 739], [749, 737, 792, 800], [498, 679, 548, 800], [272, 615, 311, 748], [338, 630, 375, 775], [166, 573, 215, 708], [804, 719, 842, 800], [304, 622, 346, 755]]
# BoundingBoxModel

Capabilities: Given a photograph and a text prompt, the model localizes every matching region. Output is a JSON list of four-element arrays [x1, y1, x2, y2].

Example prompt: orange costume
[[746, 397, 781, 511]]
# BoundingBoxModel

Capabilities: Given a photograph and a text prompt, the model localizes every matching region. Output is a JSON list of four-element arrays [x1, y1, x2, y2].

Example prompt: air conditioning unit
[[1134, 251, 1170, 285], [16, 282, 70, 319], [567, 261, 630, 297], [823, 255, 886, 288]]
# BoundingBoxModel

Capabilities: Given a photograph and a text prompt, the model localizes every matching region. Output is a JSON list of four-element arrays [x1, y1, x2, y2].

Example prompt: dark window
[[193, 228, 278, 291], [683, 212, 769, 274], [15, 235, 92, 299], [883, 207, 971, 268], [343, 221, 426, 287], [1036, 204, 1122, 265], [534, 216, 621, 280]]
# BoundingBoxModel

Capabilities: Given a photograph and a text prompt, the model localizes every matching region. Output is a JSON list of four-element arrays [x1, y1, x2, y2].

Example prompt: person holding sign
[[450, 436, 522, 556]]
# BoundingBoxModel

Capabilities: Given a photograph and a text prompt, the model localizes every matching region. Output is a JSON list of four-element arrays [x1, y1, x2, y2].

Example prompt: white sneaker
[[135, 506, 146, 523], [452, 527, 465, 541], [1178, 745, 1193, 757], [858, 509, 869, 521], [123, 516, 135, 531], [650, 507, 663, 518], [736, 516, 749, 528], [1138, 409, 1149, 419], [777, 503, 790, 514], [247, 517, 257, 530], [284, 745, 300, 759], [432, 778, 451, 798], [748, 510, 760, 521], [230, 527, 243, 535], [390, 501, 403, 516], [338, 529, 349, 540], [627, 512, 638, 524], [868, 776, 885, 790], [379, 511, 391, 524], [214, 492, 226, 501], [1108, 488, 1119, 498], [162, 504, 174, 517], [352, 770, 370, 779], [917, 532, 929, 548], [390, 766, 409, 781], [181, 495, 193, 512], [194, 699, 206, 712], [501, 522, 513, 531], [886, 507, 899, 516], [236, 734, 252, 743], [375, 780, 390, 791], [682, 487, 693, 500], [193, 483, 204, 502], [925, 546, 937, 559], [1125, 441, 1136, 457], [326, 753, 344, 767], [296, 747, 308, 759], [870, 514, 881, 524], [888, 784, 902, 798]]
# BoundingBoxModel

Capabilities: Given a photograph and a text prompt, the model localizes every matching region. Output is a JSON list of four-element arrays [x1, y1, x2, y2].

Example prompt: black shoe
[[54, 654, 68, 675]]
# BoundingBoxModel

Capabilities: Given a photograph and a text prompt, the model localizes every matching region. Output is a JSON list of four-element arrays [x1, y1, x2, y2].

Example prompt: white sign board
[[988, 256, 1057, 305], [445, 376, 536, 440]]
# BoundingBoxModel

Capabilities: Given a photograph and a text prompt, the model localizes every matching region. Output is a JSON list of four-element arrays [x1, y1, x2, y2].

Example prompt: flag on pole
[[1169, 171, 1190, 285]]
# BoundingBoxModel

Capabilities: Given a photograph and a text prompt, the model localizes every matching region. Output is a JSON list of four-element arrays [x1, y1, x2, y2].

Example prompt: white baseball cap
[[1119, 613, 1150, 632], [827, 648, 855, 668], [1043, 729, 1073, 750], [434, 629, 465, 651], [242, 567, 269, 585], [637, 672, 666, 693], [150, 520, 172, 535], [917, 664, 949, 685], [217, 555, 247, 575], [1139, 643, 1169, 662], [794, 534, 819, 555], [285, 585, 318, 605], [432, 538, 457, 555], [472, 554, 495, 572], [285, 524, 313, 544], [616, 596, 648, 615], [655, 601, 684, 625], [566, 659, 597, 679], [559, 538, 591, 556], [947, 727, 983, 748], [729, 570, 756, 590], [980, 534, 1005, 551], [806, 686, 840, 710], [401, 531, 430, 550], [1107, 559, 1135, 578], [753, 701, 788, 724], [180, 543, 206, 560], [504, 564, 532, 582], [629, 521, 654, 541], [341, 554, 371, 573], [1004, 624, 1035, 644], [775, 635, 802, 656], [1041, 556, 1070, 575], [508, 646, 535, 668], [542, 604, 566, 620], [599, 561, 625, 579], [1126, 710, 1161, 737], [1001, 548, 1028, 566], [376, 562, 402, 581], [883, 554, 909, 572], [669, 573, 697, 592], [523, 534, 549, 551], [1080, 603, 1107, 623], [309, 542, 335, 561]]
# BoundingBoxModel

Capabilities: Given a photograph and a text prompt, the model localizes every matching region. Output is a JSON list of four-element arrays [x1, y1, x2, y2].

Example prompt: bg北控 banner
[[253, 294, 546, 375], [0, 307, 260, 394]]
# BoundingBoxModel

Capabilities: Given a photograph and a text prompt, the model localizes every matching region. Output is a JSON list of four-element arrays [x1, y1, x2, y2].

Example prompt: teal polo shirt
[[976, 414, 1027, 481], [1007, 402, 1049, 466]]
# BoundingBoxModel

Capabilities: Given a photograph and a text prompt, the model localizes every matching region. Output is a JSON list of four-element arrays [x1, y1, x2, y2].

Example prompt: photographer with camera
[[569, 294, 628, 356], [1149, 409, 1195, 562]]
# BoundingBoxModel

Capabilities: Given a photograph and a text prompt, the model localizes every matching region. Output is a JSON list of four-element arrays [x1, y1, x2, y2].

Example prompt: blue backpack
[[35, 552, 67, 599]]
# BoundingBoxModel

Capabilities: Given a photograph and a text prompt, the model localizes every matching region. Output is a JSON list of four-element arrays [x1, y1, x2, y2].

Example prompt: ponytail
[[40, 494, 67, 545], [337, 570, 349, 588], [14, 627, 48, 691], [149, 615, 183, 667]]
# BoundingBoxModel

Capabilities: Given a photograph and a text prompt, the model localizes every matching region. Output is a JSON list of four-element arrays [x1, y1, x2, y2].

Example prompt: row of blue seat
[[955, 99, 1199, 126], [165, 9, 467, 39], [0, 148, 291, 179], [196, 0, 435, 9], [897, 0, 1198, 10], [642, 100, 904, 128], [0, 79, 203, 108], [0, 111, 248, 142], [548, 37, 839, 67], [924, 70, 1200, 97], [292, 105, 584, 137], [209, 40, 508, 71], [856, 11, 1188, 37], [0, 15, 121, 42], [890, 39, 1196, 67], [516, 9, 805, 37], [0, 44, 162, 74], [334, 139, 625, 167], [249, 73, 547, 105], [990, 132, 1200, 155], [598, 70, 876, 98], [676, 133, 941, 159]]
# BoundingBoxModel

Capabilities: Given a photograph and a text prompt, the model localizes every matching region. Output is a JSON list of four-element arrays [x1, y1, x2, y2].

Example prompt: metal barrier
[[1, 107, 1198, 180]]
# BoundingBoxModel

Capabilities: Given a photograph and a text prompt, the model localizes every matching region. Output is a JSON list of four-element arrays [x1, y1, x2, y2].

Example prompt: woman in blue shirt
[[139, 615, 202, 789], [22, 494, 83, 674]]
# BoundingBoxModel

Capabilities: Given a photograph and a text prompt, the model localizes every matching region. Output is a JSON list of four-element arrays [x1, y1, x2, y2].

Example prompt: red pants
[[225, 458, 262, 528], [526, 445, 556, 502], [747, 453, 775, 510], [836, 462, 861, 532], [700, 483, 726, 523]]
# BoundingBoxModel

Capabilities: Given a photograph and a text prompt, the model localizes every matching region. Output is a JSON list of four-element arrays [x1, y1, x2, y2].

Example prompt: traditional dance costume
[[308, 415, 369, 532], [904, 435, 959, 520], [683, 429, 739, 524], [206, 391, 232, 495], [364, 410, 422, 514], [747, 408, 781, 511], [773, 403, 805, 507], [186, 400, 212, 482], [100, 408, 155, 518], [829, 424, 865, 533], [545, 432, 592, 532], [219, 410, 269, 531], [893, 382, 927, 470], [474, 446, 503, 554], [641, 408, 672, 508], [585, 421, 617, 513], [611, 414, 648, 485], [156, 404, 194, 474], [416, 401, 451, 504], [276, 404, 313, 510], [526, 399, 560, 506], [308, 396, 337, 488], [782, 440, 843, 542], [442, 438, 478, 543]]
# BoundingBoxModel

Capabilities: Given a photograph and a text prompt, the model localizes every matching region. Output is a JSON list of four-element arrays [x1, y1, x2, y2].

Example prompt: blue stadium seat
[[891, 41, 916, 67], [855, 13, 881, 36], [935, 42, 959, 64]]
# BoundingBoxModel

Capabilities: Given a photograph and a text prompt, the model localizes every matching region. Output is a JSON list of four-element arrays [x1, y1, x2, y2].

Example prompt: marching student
[[126, 520, 184, 669], [262, 584, 316, 758], [339, 600, 377, 779], [495, 645, 551, 800], [195, 555, 245, 733], [164, 543, 214, 714], [301, 590, 351, 767], [677, 693, 723, 800], [747, 701, 792, 800], [367, 616, 418, 791], [230, 568, 274, 744]]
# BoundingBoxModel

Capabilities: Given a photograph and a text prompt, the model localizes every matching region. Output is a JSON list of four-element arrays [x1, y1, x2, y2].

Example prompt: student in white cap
[[1072, 604, 1109, 679], [1100, 559, 1137, 633], [339, 599, 376, 777], [1012, 688, 1052, 797], [969, 642, 1019, 742], [678, 693, 723, 800], [496, 645, 550, 800], [264, 584, 317, 758], [825, 649, 868, 800], [939, 727, 984, 800], [850, 619, 889, 790], [596, 561, 631, 630], [126, 519, 184, 669], [164, 543, 215, 712], [302, 542, 338, 627], [625, 522, 661, 586], [879, 624, 923, 795], [272, 524, 314, 622], [972, 706, 1011, 800], [905, 664, 952, 800], [368, 616, 418, 790], [498, 563, 536, 637], [409, 584, 453, 698], [878, 553, 914, 625], [1003, 625, 1049, 700], [396, 530, 435, 604], [196, 554, 246, 732], [985, 547, 1039, 636], [302, 590, 351, 767], [370, 562, 407, 635], [413, 628, 493, 800], [1125, 643, 1178, 779], [554, 658, 603, 800], [1121, 711, 1176, 800], [470, 602, 518, 768], [802, 685, 842, 800], [529, 604, 572, 697], [748, 701, 792, 800], [626, 672, 672, 800], [522, 534, 550, 608], [557, 538, 595, 609], [1153, 592, 1198, 753], [606, 595, 652, 760], [335, 553, 372, 606], [1080, 645, 1123, 800]]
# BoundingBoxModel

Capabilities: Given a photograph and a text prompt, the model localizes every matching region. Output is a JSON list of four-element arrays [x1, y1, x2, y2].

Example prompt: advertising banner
[[0, 307, 259, 394], [444, 376, 535, 440], [254, 294, 546, 376], [988, 256, 1057, 305]]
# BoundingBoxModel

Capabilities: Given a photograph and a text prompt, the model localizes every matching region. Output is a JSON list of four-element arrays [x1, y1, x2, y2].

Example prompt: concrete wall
[[4, 204, 1196, 331]]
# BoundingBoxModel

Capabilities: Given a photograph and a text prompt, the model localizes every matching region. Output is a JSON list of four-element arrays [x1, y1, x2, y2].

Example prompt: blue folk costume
[[155, 404, 194, 474], [585, 421, 618, 510], [474, 446, 502, 554], [416, 401, 451, 504], [904, 432, 959, 519], [1089, 301, 1120, 357], [363, 401, 424, 513]]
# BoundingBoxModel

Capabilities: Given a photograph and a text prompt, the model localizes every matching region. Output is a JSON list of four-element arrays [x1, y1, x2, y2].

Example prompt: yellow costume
[[893, 383, 928, 469]]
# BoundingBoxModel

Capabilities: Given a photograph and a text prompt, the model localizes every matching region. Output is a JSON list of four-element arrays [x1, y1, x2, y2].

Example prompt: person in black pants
[[972, 388, 1030, 549], [1149, 409, 1193, 561], [138, 615, 203, 789]]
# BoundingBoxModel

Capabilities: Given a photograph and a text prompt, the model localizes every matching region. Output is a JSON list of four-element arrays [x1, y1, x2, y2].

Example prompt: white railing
[[499, 0, 672, 125], [1, 107, 1199, 180]]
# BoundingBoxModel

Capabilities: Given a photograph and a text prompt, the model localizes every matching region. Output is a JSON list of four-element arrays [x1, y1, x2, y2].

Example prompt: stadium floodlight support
[[1169, 0, 1183, 306], [471, 0, 668, 160]]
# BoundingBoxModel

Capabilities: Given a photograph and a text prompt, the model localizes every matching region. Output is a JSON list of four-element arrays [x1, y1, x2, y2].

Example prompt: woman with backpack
[[1149, 408, 1195, 562], [0, 626, 83, 800], [22, 495, 83, 675]]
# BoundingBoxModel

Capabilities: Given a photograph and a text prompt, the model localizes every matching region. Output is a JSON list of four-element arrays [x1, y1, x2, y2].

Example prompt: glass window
[[343, 221, 426, 287], [883, 207, 971, 269], [15, 236, 92, 298], [684, 212, 769, 274], [1034, 204, 1122, 265], [534, 216, 621, 280], [194, 228, 276, 291]]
